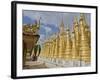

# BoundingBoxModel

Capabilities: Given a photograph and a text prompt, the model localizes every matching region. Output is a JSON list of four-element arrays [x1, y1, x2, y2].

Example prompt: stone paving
[[24, 61, 48, 69]]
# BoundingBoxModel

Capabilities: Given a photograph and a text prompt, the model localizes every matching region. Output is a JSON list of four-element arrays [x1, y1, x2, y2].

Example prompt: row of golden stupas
[[40, 13, 91, 64]]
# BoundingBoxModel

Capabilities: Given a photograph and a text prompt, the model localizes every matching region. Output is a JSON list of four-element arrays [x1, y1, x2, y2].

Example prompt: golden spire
[[79, 13, 87, 25], [71, 31, 75, 49], [61, 18, 64, 27], [66, 25, 70, 37], [73, 16, 79, 32], [80, 13, 85, 20], [59, 19, 64, 33], [66, 25, 70, 31], [74, 16, 78, 25]]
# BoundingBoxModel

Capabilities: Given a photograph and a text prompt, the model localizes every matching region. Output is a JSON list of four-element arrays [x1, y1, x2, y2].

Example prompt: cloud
[[38, 34, 46, 44], [40, 25, 52, 35], [23, 10, 41, 21], [40, 34, 45, 40], [44, 26, 52, 33], [39, 22, 59, 37], [23, 16, 37, 24], [23, 10, 90, 34]]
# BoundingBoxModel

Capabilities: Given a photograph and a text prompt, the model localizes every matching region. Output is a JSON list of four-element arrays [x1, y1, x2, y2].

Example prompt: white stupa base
[[38, 57, 91, 68]]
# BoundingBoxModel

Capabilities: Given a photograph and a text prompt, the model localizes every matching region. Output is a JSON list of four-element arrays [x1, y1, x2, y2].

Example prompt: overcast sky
[[23, 10, 90, 44]]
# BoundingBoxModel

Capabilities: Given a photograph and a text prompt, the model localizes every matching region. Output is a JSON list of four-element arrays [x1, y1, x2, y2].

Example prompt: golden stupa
[[39, 13, 91, 66]]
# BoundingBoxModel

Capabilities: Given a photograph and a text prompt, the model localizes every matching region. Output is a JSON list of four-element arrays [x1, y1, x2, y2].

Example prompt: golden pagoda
[[40, 13, 91, 67], [53, 33, 59, 59], [79, 13, 91, 63], [58, 20, 65, 59], [64, 26, 72, 60], [50, 37, 55, 59], [71, 32, 78, 60]]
